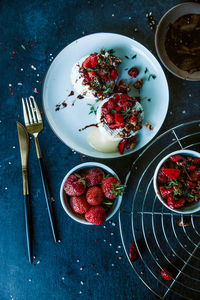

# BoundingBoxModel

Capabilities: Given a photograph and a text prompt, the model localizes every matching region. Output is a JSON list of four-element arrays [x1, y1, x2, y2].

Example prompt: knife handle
[[38, 157, 58, 242], [24, 194, 32, 264]]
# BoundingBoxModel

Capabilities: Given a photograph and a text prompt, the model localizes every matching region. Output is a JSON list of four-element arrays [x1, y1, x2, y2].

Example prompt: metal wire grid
[[119, 120, 200, 299]]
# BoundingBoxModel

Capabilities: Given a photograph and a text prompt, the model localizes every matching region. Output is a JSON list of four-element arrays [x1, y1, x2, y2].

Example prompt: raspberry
[[101, 102, 109, 116], [128, 67, 139, 78], [88, 71, 96, 79], [64, 174, 85, 196], [86, 186, 104, 205], [157, 171, 168, 184], [70, 195, 90, 214], [107, 98, 117, 111], [84, 167, 104, 187], [129, 242, 139, 262], [85, 206, 106, 225], [114, 113, 124, 123]]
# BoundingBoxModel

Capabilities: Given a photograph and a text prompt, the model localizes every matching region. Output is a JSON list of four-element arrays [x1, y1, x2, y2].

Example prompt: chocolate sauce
[[79, 123, 99, 132]]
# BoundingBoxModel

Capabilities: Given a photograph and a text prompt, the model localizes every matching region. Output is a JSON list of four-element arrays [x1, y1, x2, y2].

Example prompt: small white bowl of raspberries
[[60, 162, 124, 225]]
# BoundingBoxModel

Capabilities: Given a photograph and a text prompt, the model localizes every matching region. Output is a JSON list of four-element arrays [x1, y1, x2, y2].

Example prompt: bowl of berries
[[153, 149, 200, 214], [60, 162, 124, 225]]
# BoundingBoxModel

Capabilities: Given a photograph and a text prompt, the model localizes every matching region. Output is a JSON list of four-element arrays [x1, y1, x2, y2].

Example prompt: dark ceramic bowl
[[155, 2, 200, 81]]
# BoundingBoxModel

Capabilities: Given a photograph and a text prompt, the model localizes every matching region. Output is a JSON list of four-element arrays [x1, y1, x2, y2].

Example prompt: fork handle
[[38, 157, 58, 242]]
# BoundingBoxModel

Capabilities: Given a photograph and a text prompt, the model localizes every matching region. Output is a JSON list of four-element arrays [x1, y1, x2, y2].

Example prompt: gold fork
[[22, 96, 58, 242]]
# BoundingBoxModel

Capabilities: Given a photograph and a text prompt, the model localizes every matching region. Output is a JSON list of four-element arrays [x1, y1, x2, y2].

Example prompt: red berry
[[189, 170, 200, 182], [186, 180, 196, 189], [105, 114, 114, 124], [85, 206, 106, 225], [107, 98, 117, 111], [116, 80, 129, 93], [90, 54, 98, 68], [118, 138, 126, 155], [82, 56, 91, 69], [70, 195, 90, 214], [101, 102, 109, 116], [167, 195, 175, 209], [86, 186, 104, 205], [113, 94, 120, 101], [169, 154, 184, 162], [174, 197, 185, 208], [114, 113, 124, 123], [159, 187, 173, 199], [128, 67, 139, 78], [129, 242, 139, 262], [109, 122, 125, 129], [188, 165, 196, 171], [115, 106, 122, 112], [161, 268, 173, 281], [84, 167, 104, 187], [193, 158, 200, 165], [161, 168, 180, 180], [121, 101, 132, 111], [120, 94, 129, 101], [157, 171, 168, 184], [110, 69, 118, 80], [101, 176, 122, 199], [64, 174, 85, 196], [88, 71, 95, 79]]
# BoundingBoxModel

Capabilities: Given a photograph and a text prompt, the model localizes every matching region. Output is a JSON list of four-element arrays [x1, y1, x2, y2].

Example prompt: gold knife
[[17, 121, 32, 264]]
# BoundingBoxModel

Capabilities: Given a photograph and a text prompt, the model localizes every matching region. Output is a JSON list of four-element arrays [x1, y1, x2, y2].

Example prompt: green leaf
[[103, 87, 112, 94], [87, 68, 94, 72], [188, 193, 194, 198]]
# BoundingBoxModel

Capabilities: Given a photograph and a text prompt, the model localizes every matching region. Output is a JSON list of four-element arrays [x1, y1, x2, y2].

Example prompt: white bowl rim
[[60, 162, 123, 224], [153, 149, 200, 214]]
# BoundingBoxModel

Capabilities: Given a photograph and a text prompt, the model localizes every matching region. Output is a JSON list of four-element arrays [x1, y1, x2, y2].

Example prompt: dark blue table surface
[[1, 0, 200, 299]]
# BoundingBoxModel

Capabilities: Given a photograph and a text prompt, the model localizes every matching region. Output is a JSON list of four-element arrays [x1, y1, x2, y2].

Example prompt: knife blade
[[17, 121, 32, 263]]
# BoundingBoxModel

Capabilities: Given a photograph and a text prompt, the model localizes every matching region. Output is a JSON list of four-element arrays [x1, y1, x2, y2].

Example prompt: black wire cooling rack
[[119, 120, 200, 299]]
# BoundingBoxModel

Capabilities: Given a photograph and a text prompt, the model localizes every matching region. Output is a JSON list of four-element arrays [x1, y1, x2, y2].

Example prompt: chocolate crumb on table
[[145, 122, 153, 130]]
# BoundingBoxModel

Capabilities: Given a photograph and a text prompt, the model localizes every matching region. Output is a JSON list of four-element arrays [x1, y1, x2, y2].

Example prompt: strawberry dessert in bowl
[[96, 93, 144, 154], [71, 49, 122, 100], [60, 162, 124, 225], [153, 149, 200, 214]]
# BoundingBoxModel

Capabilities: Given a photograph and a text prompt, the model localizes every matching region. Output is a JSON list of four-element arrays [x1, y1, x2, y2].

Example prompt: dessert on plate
[[87, 93, 144, 154], [71, 49, 122, 99]]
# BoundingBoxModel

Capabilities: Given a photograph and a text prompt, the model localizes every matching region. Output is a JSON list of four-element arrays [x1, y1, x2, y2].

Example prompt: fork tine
[[30, 96, 42, 123], [28, 97, 37, 123], [22, 98, 30, 125], [25, 97, 33, 124]]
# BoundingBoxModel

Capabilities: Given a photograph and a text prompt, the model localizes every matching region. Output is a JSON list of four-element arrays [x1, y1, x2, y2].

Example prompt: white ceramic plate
[[43, 32, 169, 158]]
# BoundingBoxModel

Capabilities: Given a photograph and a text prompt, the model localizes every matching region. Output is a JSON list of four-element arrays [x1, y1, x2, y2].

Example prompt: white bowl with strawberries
[[153, 149, 200, 214], [60, 162, 124, 225]]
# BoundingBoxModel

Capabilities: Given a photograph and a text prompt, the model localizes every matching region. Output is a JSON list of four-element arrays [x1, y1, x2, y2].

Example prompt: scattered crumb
[[145, 122, 153, 130]]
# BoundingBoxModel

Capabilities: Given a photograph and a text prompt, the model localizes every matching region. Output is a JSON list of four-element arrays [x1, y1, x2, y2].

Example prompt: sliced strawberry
[[159, 187, 173, 199], [188, 165, 196, 171], [121, 101, 132, 111], [90, 54, 98, 68], [107, 98, 117, 111], [120, 94, 129, 101], [174, 197, 185, 208], [193, 158, 200, 165], [128, 67, 139, 78], [110, 69, 118, 80], [115, 106, 122, 112], [113, 94, 120, 101], [109, 122, 125, 129], [167, 195, 175, 209], [161, 268, 173, 281], [169, 154, 184, 162], [101, 102, 109, 116], [161, 168, 180, 180], [189, 170, 200, 182], [118, 138, 126, 154], [115, 113, 124, 123], [82, 56, 91, 69], [157, 171, 168, 184], [129, 115, 138, 125], [105, 114, 114, 124], [186, 180, 196, 189], [88, 71, 95, 79]]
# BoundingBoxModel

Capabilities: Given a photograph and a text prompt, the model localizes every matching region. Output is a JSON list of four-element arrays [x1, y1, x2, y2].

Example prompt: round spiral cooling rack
[[119, 120, 200, 299]]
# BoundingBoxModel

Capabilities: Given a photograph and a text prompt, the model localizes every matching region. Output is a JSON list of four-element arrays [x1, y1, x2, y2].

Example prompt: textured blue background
[[0, 0, 200, 299]]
